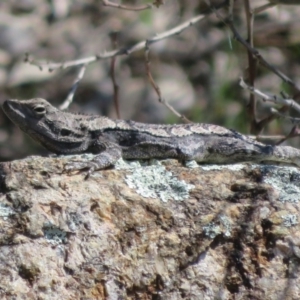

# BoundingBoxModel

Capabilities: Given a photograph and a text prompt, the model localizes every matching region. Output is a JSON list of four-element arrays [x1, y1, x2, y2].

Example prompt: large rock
[[0, 155, 300, 299]]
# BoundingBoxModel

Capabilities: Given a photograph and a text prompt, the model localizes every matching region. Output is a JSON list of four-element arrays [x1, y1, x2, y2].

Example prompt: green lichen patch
[[0, 203, 15, 219], [200, 163, 246, 171], [282, 214, 298, 227], [125, 164, 194, 202], [202, 215, 232, 239], [43, 222, 67, 244], [260, 165, 300, 203], [115, 158, 142, 170]]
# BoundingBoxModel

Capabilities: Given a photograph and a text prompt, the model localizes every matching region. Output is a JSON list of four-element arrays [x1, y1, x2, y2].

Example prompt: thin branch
[[144, 42, 191, 123], [102, 0, 153, 11], [254, 0, 300, 14], [59, 64, 87, 110], [146, 14, 206, 46], [249, 134, 286, 144], [255, 105, 289, 133], [25, 53, 104, 71], [250, 131, 300, 145], [239, 78, 300, 113], [265, 111, 300, 145], [110, 32, 120, 118], [228, 0, 234, 16], [243, 0, 258, 133], [232, 21, 299, 90], [275, 126, 300, 145], [26, 14, 206, 70], [253, 3, 275, 14], [25, 1, 228, 71], [271, 108, 300, 125], [213, 10, 300, 91]]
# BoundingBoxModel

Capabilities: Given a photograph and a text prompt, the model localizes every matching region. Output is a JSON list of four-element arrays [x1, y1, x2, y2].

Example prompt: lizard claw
[[64, 161, 97, 179], [65, 161, 88, 174]]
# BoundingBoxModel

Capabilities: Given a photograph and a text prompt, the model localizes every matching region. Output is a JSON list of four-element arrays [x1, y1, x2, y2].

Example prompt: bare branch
[[240, 78, 300, 113], [25, 53, 103, 71], [110, 32, 120, 119], [102, 0, 153, 11], [213, 9, 300, 91], [275, 126, 300, 145], [146, 14, 206, 46], [25, 1, 229, 71], [26, 14, 206, 70], [144, 42, 191, 123], [243, 0, 258, 132], [271, 108, 300, 125], [254, 0, 300, 14], [228, 0, 234, 16], [255, 105, 289, 133], [26, 12, 205, 70], [262, 113, 300, 145], [271, 0, 300, 3], [59, 64, 87, 110], [249, 134, 286, 144], [253, 3, 275, 14]]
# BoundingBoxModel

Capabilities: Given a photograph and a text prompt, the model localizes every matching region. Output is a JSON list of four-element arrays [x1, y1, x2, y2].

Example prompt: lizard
[[2, 98, 300, 177]]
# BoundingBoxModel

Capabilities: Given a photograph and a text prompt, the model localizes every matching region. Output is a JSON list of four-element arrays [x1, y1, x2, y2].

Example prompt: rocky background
[[2, 154, 300, 299], [0, 0, 300, 160], [1, 1, 300, 299]]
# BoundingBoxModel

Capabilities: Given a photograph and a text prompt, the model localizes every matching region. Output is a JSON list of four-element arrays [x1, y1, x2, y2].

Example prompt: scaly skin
[[3, 98, 300, 177]]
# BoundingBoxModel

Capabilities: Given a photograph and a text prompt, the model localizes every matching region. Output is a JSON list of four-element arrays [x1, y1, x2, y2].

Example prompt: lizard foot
[[64, 161, 98, 179]]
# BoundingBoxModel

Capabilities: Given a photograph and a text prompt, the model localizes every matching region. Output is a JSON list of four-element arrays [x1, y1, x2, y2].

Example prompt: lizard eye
[[33, 105, 46, 114]]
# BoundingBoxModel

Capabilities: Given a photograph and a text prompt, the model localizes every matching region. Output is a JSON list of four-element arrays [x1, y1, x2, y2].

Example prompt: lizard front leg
[[64, 141, 122, 178]]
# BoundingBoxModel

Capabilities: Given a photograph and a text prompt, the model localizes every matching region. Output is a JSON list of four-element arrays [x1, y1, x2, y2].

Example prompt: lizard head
[[2, 98, 88, 154], [3, 97, 55, 119], [2, 98, 59, 131]]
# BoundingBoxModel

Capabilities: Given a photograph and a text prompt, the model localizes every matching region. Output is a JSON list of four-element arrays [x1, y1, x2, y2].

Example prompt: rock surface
[[1, 155, 300, 299]]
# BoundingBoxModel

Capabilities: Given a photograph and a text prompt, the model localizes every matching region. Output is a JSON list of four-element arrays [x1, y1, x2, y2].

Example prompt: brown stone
[[0, 155, 300, 299]]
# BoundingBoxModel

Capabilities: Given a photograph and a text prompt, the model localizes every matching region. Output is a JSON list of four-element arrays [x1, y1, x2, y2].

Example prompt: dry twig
[[242, 0, 258, 132], [25, 1, 228, 71], [271, 108, 300, 125], [102, 0, 153, 11], [266, 110, 300, 144], [254, 0, 300, 14], [110, 32, 120, 118], [249, 134, 284, 142], [240, 78, 300, 142], [212, 7, 300, 92], [240, 78, 300, 113], [144, 43, 191, 123], [59, 64, 87, 110], [24, 1, 228, 121]]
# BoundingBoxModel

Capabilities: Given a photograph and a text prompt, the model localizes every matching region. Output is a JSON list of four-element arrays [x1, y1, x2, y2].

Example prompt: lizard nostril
[[61, 129, 72, 136]]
